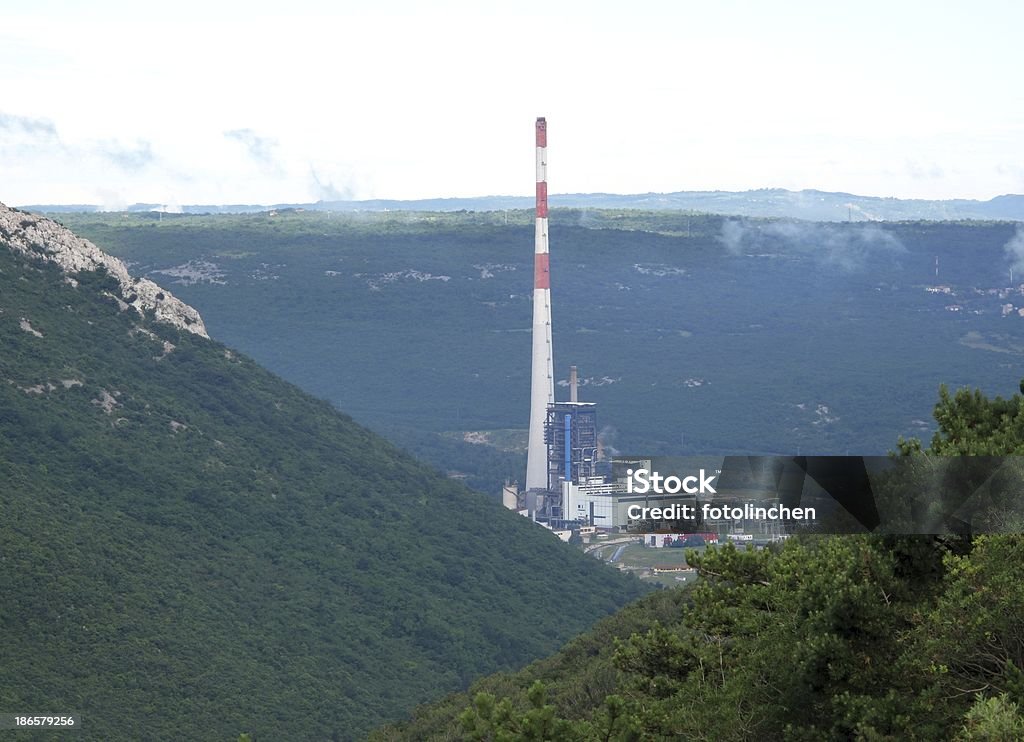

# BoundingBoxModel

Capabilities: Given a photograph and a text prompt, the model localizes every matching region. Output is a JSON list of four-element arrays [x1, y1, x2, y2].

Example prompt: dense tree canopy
[[0, 239, 648, 740], [378, 382, 1024, 740]]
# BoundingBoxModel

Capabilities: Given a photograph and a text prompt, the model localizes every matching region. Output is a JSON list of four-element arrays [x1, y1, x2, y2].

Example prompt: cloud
[[1, 111, 155, 174], [905, 159, 945, 180], [0, 111, 59, 139], [0, 112, 66, 161], [309, 167, 355, 202], [995, 163, 1024, 188], [97, 139, 155, 171], [716, 219, 905, 272], [224, 128, 281, 170]]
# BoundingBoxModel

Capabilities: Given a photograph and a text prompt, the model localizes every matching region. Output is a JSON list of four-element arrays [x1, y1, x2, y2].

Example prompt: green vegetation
[[54, 210, 1024, 474], [368, 589, 692, 741], [0, 236, 647, 740], [10, 207, 1021, 739], [374, 383, 1024, 740]]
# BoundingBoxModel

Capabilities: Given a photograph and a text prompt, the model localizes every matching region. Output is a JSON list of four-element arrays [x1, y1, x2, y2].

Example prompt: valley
[[53, 209, 1024, 480]]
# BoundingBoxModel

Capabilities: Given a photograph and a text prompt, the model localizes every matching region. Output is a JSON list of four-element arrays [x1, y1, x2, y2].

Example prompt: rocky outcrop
[[0, 202, 208, 338]]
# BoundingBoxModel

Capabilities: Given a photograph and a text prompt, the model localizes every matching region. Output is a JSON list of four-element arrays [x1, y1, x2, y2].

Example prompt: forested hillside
[[56, 210, 1024, 473], [0, 205, 647, 740], [375, 383, 1024, 740]]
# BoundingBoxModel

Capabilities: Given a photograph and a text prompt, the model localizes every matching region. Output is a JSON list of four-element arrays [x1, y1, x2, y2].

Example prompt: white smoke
[[598, 426, 620, 458], [716, 219, 905, 271], [96, 188, 127, 212], [717, 219, 747, 254], [575, 208, 599, 228], [1003, 226, 1024, 278]]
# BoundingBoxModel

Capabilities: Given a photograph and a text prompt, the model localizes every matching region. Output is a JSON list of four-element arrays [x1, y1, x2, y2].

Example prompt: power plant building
[[517, 117, 640, 530], [562, 476, 629, 527], [544, 366, 599, 485]]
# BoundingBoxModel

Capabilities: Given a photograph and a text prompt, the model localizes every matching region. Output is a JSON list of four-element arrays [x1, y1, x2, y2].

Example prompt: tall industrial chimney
[[525, 117, 554, 492]]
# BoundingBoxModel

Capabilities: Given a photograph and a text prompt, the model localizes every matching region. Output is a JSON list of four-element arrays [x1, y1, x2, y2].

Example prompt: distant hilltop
[[19, 189, 1024, 222]]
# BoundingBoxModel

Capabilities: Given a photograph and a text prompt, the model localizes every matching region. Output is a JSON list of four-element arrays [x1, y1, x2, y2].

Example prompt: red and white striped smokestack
[[526, 116, 554, 492]]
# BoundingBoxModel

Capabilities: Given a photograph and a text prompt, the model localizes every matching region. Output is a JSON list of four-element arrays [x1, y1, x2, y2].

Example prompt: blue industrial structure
[[545, 399, 598, 491]]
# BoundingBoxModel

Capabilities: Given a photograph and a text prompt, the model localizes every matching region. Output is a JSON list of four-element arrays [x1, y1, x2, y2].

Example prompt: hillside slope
[[376, 534, 1024, 740], [0, 203, 646, 740], [373, 382, 1024, 740], [56, 210, 1024, 460]]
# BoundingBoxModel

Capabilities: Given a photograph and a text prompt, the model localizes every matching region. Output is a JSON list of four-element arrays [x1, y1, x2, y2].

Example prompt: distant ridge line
[[18, 188, 1024, 222]]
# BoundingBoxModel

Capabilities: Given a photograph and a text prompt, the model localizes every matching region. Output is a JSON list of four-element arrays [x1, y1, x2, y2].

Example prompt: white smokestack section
[[570, 365, 578, 403], [526, 116, 553, 492]]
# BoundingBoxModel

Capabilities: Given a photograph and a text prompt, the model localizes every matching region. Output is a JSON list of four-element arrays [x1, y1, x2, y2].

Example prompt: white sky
[[2, 0, 1022, 206]]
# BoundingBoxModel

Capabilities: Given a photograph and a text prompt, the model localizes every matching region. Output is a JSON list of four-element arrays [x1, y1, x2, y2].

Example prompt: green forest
[[4, 207, 1023, 740], [375, 384, 1024, 740], [55, 210, 1024, 480], [0, 218, 646, 740]]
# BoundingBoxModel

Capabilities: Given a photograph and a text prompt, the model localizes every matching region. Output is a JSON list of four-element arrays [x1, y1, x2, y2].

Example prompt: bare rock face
[[0, 202, 208, 338]]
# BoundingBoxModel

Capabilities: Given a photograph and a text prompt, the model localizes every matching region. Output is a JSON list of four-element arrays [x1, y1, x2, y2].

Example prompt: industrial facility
[[506, 117, 639, 531], [506, 118, 800, 538]]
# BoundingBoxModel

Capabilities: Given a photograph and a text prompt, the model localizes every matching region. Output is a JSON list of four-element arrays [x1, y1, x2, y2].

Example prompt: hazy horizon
[[11, 186, 1023, 214], [3, 1, 1023, 207]]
